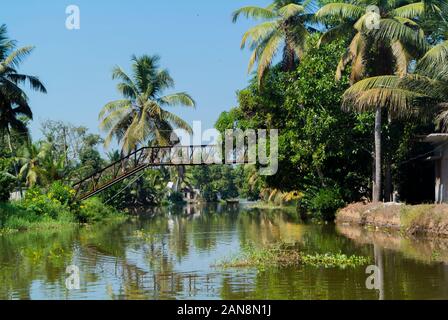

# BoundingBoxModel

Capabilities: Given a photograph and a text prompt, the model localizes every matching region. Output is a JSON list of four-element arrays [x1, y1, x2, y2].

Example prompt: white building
[[425, 134, 448, 203]]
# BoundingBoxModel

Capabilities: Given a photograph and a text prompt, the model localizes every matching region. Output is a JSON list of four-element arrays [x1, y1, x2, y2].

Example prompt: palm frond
[[161, 110, 193, 134], [159, 92, 196, 107], [392, 2, 425, 18], [370, 18, 428, 52], [256, 30, 283, 83], [240, 21, 278, 50], [316, 3, 365, 20], [2, 46, 34, 68], [278, 3, 305, 19], [342, 75, 426, 117], [232, 6, 276, 23], [392, 41, 411, 76], [318, 22, 355, 46], [417, 40, 448, 79], [6, 73, 47, 93], [98, 100, 132, 121]]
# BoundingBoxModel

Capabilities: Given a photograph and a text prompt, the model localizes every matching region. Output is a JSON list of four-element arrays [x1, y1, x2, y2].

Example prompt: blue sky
[[3, 0, 270, 148]]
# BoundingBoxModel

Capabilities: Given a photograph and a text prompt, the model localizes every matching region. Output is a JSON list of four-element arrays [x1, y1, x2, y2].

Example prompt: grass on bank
[[215, 242, 371, 269], [248, 202, 297, 211], [0, 182, 124, 234]]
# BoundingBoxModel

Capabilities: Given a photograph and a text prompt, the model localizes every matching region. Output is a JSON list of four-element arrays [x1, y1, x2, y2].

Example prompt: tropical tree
[[17, 141, 49, 187], [315, 0, 443, 201], [0, 24, 46, 153], [99, 55, 195, 154], [343, 41, 448, 134], [232, 0, 313, 84]]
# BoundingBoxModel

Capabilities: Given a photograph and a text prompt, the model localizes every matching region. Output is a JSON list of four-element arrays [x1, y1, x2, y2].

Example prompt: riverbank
[[0, 200, 126, 234], [0, 184, 125, 234], [336, 202, 448, 237]]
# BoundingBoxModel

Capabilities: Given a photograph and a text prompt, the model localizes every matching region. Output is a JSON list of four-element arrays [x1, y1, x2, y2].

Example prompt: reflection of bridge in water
[[73, 145, 252, 201]]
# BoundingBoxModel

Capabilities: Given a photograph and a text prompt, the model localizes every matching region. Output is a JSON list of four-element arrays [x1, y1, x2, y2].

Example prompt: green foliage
[[216, 241, 370, 269], [167, 191, 185, 204], [233, 165, 263, 201], [232, 0, 312, 83], [190, 165, 239, 201], [47, 181, 76, 207], [77, 197, 120, 223], [0, 158, 15, 202], [300, 252, 371, 268], [20, 186, 71, 219], [0, 173, 14, 202], [99, 54, 195, 153], [221, 34, 373, 214], [0, 194, 75, 232], [0, 180, 119, 231], [300, 186, 345, 221]]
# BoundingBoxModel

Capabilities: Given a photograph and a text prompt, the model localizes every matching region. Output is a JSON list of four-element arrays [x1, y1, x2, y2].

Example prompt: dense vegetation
[[222, 0, 448, 219], [2, 0, 448, 228]]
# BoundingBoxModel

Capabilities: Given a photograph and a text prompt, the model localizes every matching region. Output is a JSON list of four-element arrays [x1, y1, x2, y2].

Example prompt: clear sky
[[3, 0, 270, 149]]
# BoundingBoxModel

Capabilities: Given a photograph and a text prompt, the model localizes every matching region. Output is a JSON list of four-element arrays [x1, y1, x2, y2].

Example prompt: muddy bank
[[336, 224, 448, 263], [336, 202, 448, 237]]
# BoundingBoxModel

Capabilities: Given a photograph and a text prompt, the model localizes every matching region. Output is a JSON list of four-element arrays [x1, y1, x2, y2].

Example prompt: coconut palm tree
[[341, 40, 448, 203], [0, 24, 47, 153], [232, 0, 314, 84], [99, 54, 195, 154], [17, 141, 50, 187], [316, 0, 443, 201], [343, 41, 448, 130]]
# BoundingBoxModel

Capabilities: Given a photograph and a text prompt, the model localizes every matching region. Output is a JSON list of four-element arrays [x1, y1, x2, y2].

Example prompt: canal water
[[1, 204, 448, 300]]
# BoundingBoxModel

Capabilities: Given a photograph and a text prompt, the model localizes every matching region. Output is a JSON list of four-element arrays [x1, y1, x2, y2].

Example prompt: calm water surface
[[1, 204, 448, 300]]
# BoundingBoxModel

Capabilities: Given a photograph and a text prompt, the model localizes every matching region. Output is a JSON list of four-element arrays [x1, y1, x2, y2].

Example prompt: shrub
[[301, 187, 345, 221], [21, 186, 71, 219], [0, 201, 72, 231], [0, 172, 15, 202], [77, 197, 118, 223], [167, 191, 185, 204], [47, 181, 76, 206]]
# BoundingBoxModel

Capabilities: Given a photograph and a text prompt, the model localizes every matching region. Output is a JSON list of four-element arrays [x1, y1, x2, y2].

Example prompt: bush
[[0, 183, 121, 231], [167, 191, 185, 204], [0, 201, 72, 231], [21, 186, 71, 220], [300, 187, 345, 221], [77, 197, 118, 223], [0, 172, 15, 202], [47, 181, 76, 207]]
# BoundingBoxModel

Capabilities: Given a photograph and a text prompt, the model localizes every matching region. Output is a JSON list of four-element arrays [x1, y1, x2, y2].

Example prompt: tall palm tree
[[99, 55, 195, 154], [343, 41, 448, 131], [316, 0, 441, 201], [0, 24, 47, 153], [341, 40, 448, 204], [232, 0, 313, 84]]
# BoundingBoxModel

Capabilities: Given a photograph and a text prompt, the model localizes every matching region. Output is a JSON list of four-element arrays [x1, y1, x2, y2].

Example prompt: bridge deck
[[73, 145, 251, 201]]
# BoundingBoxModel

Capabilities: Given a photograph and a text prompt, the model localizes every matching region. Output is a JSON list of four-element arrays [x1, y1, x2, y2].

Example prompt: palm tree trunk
[[283, 27, 296, 72], [6, 129, 22, 197], [373, 106, 382, 202], [384, 113, 393, 202]]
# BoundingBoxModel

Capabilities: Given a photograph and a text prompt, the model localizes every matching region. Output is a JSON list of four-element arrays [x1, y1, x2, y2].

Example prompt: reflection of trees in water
[[0, 228, 78, 299], [6, 205, 448, 300], [337, 224, 448, 299], [235, 208, 306, 246], [219, 266, 378, 300]]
